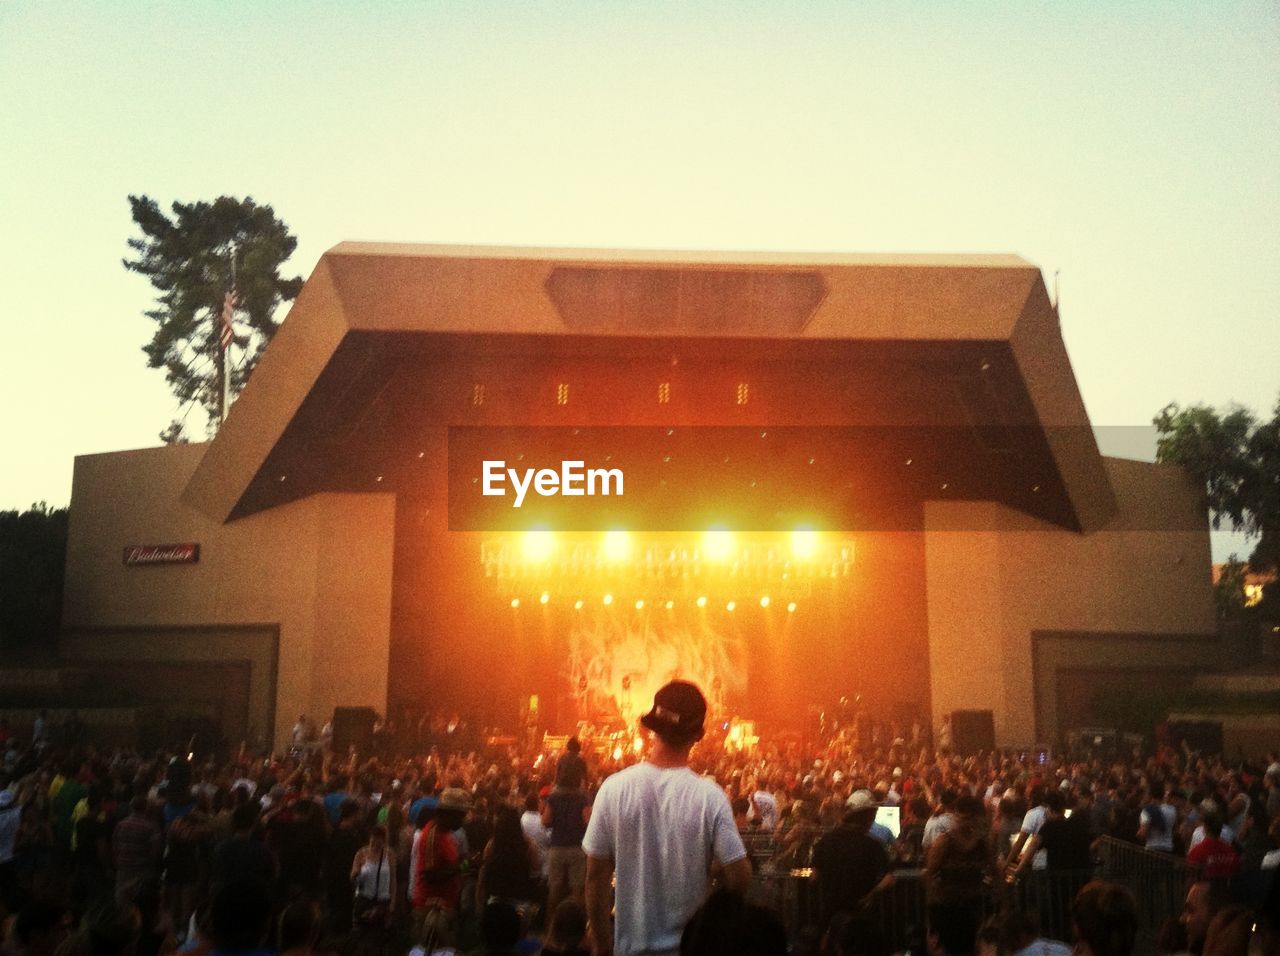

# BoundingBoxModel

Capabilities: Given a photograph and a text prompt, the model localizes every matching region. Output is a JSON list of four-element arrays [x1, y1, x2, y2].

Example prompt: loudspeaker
[[950, 710, 995, 755], [332, 707, 377, 755], [1167, 719, 1223, 756]]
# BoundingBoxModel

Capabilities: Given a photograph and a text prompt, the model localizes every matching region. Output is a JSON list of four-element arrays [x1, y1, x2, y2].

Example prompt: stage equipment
[[479, 531, 855, 582], [332, 707, 377, 755], [950, 709, 996, 755], [723, 717, 759, 752]]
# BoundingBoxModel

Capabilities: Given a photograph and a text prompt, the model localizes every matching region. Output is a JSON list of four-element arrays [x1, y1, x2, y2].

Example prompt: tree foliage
[[1213, 557, 1249, 622], [124, 195, 303, 436], [1155, 394, 1279, 618], [0, 503, 68, 656]]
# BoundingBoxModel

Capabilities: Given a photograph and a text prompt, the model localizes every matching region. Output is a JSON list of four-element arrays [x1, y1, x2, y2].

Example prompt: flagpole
[[221, 247, 236, 425]]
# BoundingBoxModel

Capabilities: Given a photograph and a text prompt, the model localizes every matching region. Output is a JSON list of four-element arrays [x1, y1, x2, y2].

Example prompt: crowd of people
[[2, 685, 1280, 956]]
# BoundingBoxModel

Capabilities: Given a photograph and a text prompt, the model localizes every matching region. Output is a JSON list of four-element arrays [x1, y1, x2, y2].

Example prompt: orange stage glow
[[791, 528, 819, 559], [703, 528, 734, 560], [603, 530, 631, 560], [521, 529, 555, 561]]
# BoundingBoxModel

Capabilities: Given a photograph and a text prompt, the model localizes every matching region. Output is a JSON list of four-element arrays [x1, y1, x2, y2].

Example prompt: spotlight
[[787, 602, 797, 613], [573, 599, 584, 610], [791, 528, 818, 559], [603, 530, 631, 561], [635, 599, 645, 610], [603, 593, 614, 606], [726, 600, 736, 611], [510, 598, 520, 608], [522, 530, 555, 561], [696, 596, 708, 608], [760, 595, 770, 608], [704, 528, 734, 560], [539, 592, 550, 605], [665, 600, 674, 610]]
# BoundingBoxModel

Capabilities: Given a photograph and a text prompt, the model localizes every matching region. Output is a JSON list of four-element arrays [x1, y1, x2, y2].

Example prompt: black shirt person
[[811, 789, 894, 926]]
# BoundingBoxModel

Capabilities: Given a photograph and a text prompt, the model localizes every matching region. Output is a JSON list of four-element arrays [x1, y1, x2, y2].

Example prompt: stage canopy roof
[[181, 244, 1116, 532]]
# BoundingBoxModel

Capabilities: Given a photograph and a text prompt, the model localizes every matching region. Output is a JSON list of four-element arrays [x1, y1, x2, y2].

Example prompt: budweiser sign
[[122, 543, 200, 566]]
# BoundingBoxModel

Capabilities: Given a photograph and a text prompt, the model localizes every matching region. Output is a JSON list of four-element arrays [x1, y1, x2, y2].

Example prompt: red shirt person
[[413, 787, 471, 912], [1186, 813, 1240, 881]]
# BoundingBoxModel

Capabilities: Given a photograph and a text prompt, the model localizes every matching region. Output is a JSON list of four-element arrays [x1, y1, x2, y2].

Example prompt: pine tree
[[124, 195, 304, 436]]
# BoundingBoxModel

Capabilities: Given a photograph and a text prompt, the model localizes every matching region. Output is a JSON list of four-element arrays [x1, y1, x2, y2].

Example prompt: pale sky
[[1, 1, 1276, 560]]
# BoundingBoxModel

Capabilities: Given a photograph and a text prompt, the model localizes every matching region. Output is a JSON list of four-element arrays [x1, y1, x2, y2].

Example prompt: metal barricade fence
[[746, 833, 1197, 954], [1094, 836, 1198, 935]]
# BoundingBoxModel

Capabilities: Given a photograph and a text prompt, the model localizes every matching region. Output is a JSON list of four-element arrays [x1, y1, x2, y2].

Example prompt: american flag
[[219, 290, 236, 352]]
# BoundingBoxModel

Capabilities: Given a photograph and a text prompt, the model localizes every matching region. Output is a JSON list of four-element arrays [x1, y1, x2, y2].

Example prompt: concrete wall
[[925, 457, 1217, 747], [62, 444, 396, 749]]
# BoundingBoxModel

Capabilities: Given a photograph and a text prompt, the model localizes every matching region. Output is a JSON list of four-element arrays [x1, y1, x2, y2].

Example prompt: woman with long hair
[[350, 824, 396, 934], [476, 804, 539, 918]]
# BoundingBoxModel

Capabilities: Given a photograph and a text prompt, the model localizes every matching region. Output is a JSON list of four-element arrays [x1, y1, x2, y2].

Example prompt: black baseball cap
[[640, 680, 708, 743]]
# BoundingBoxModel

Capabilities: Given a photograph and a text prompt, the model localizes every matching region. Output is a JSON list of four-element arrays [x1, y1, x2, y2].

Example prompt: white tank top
[[355, 848, 392, 901]]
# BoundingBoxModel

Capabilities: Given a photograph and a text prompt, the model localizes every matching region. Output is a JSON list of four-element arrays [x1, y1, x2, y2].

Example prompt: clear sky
[[1, 1, 1276, 559]]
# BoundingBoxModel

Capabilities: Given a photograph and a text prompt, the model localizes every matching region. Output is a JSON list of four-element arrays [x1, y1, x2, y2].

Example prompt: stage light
[[787, 602, 797, 613], [760, 596, 770, 608], [665, 600, 674, 610], [574, 599, 584, 610], [791, 528, 818, 559], [603, 530, 631, 560], [603, 593, 614, 606], [539, 592, 550, 605], [696, 596, 708, 608], [522, 530, 555, 562], [704, 528, 734, 560], [633, 736, 644, 753], [726, 600, 736, 611], [612, 746, 623, 761], [635, 599, 645, 610], [510, 598, 520, 608]]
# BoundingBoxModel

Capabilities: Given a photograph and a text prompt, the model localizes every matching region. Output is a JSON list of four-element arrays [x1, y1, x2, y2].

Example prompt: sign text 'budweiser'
[[122, 543, 200, 566]]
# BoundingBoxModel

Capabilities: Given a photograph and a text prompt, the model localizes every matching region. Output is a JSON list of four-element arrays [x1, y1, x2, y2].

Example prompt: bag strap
[[420, 822, 438, 882]]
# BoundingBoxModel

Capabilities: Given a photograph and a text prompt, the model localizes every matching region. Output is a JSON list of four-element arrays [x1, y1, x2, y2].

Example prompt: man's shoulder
[[594, 764, 640, 798]]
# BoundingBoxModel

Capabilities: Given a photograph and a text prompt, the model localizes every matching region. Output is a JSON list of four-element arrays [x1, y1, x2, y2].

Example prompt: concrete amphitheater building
[[59, 244, 1218, 751]]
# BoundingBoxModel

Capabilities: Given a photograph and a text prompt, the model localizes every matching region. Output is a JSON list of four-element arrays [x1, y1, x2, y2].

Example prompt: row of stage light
[[509, 593, 799, 613], [517, 528, 822, 562], [482, 528, 852, 583]]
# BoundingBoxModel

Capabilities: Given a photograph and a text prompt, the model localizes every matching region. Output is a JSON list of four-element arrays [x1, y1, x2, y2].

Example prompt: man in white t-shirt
[[751, 780, 779, 833], [583, 680, 750, 956], [1005, 788, 1048, 871], [1138, 786, 1178, 853], [921, 789, 956, 851]]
